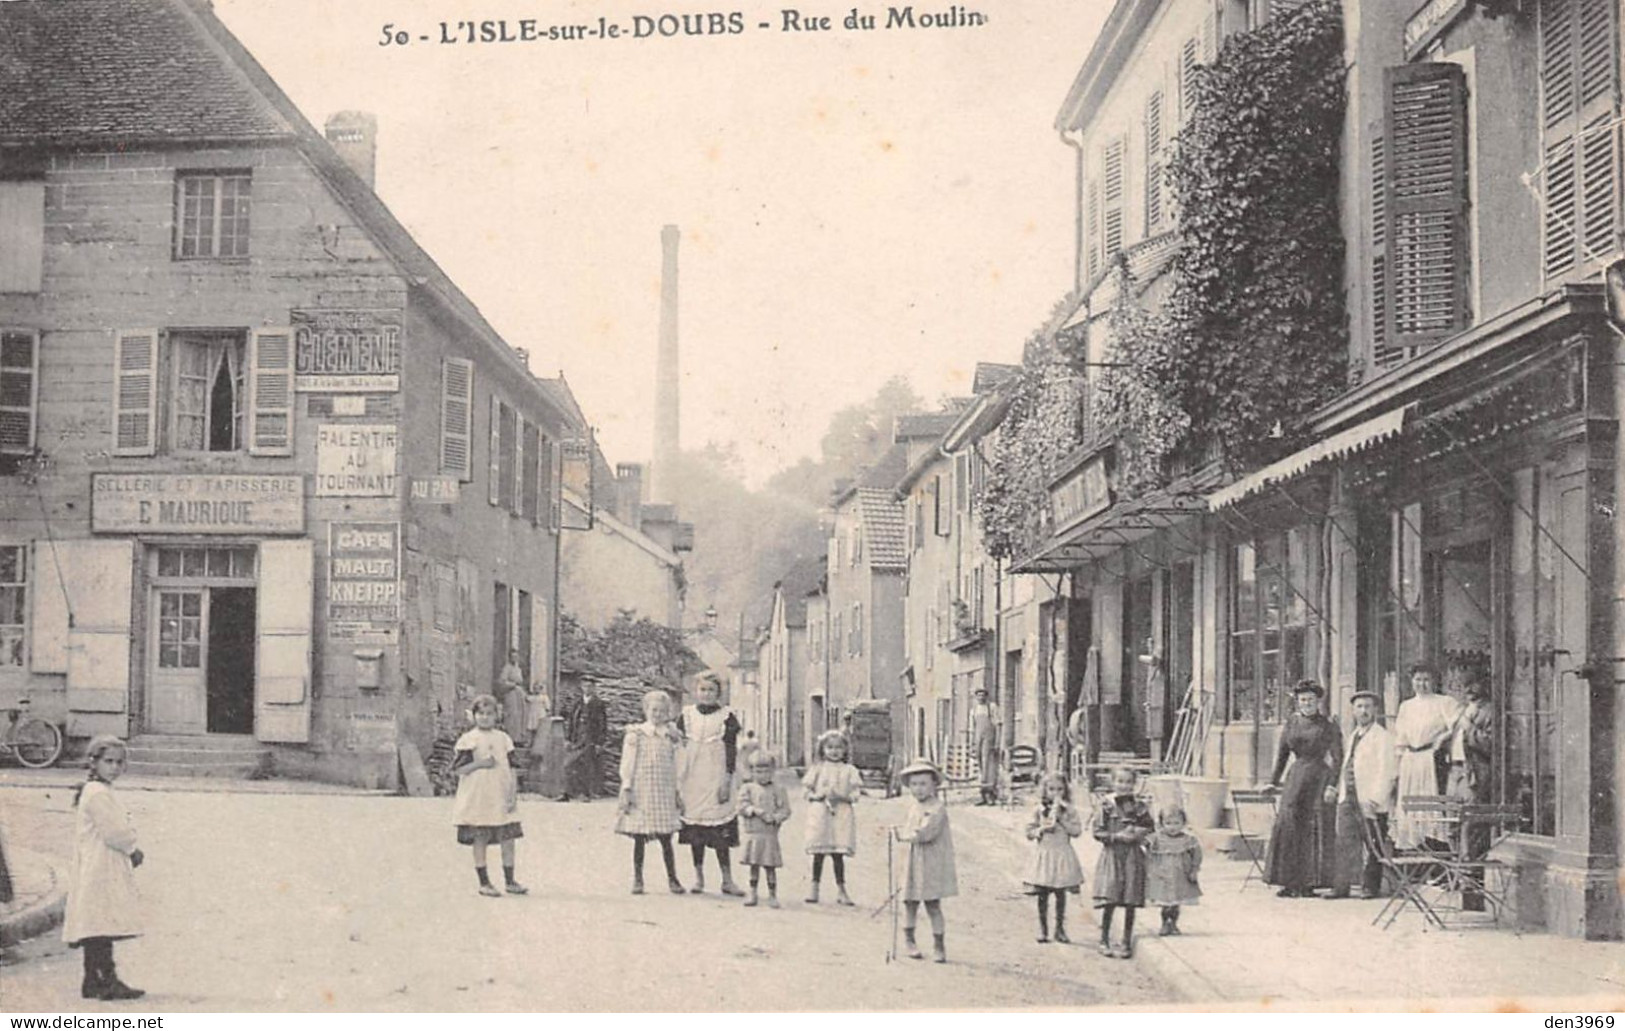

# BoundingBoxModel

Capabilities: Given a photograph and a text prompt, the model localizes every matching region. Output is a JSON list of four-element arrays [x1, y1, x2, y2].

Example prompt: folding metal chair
[[1227, 788, 1277, 892], [1365, 814, 1446, 930]]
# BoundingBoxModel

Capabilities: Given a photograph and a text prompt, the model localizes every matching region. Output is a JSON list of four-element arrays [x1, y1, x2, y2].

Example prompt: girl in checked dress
[[616, 690, 687, 895]]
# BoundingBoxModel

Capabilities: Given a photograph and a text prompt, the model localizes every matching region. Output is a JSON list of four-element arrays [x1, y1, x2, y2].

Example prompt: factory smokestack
[[650, 224, 681, 505]]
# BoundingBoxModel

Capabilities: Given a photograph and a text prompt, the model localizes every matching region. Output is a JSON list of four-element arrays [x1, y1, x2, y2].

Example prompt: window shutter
[[1202, 8, 1217, 61], [488, 394, 501, 505], [1368, 127, 1400, 370], [1540, 0, 1621, 281], [1086, 178, 1102, 280], [523, 423, 540, 523], [247, 327, 295, 455], [440, 357, 474, 479], [0, 330, 38, 454], [513, 415, 527, 516], [111, 330, 159, 456], [1144, 91, 1165, 234], [1103, 138, 1126, 261], [1383, 62, 1469, 353], [255, 538, 314, 743], [1180, 37, 1201, 122], [546, 439, 561, 531]]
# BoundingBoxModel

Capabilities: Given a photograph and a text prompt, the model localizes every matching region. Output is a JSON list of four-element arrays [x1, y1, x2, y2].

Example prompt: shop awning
[[1206, 406, 1411, 511], [1010, 470, 1217, 574]]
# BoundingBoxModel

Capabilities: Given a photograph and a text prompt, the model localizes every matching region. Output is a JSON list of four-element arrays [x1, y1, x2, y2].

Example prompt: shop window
[[155, 546, 255, 581], [175, 172, 251, 259], [157, 590, 202, 670], [0, 329, 39, 465], [171, 333, 245, 452], [1227, 528, 1315, 724], [0, 544, 25, 667]]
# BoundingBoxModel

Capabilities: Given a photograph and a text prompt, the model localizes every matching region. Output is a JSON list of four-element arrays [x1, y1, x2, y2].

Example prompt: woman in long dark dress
[[1264, 681, 1341, 897]]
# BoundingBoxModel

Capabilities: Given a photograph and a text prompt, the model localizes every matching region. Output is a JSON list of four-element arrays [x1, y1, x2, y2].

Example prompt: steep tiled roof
[[0, 0, 295, 144], [973, 363, 1021, 394], [856, 488, 907, 572], [895, 412, 961, 441], [777, 555, 827, 628]]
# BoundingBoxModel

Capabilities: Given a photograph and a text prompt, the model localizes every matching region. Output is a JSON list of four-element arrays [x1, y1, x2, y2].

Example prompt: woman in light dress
[[1391, 664, 1464, 849]]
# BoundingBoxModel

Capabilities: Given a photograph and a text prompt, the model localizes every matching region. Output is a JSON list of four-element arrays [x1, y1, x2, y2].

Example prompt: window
[[1377, 63, 1469, 361], [1102, 138, 1126, 262], [933, 475, 949, 537], [155, 546, 255, 580], [852, 602, 864, 657], [440, 358, 474, 480], [175, 172, 251, 259], [0, 330, 39, 461], [1227, 528, 1316, 724], [831, 612, 842, 664], [1538, 0, 1621, 283], [851, 526, 862, 566], [522, 421, 541, 522], [1144, 90, 1165, 234], [0, 181, 44, 293], [0, 544, 25, 667], [170, 333, 245, 452], [913, 494, 925, 551], [490, 399, 518, 510]]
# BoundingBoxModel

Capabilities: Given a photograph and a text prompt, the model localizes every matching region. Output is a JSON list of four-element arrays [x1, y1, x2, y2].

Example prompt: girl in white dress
[[452, 694, 527, 897], [802, 729, 862, 905], [63, 735, 145, 1001]]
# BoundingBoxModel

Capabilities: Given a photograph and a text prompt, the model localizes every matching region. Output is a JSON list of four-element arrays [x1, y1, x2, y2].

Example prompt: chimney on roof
[[325, 111, 378, 189], [615, 462, 645, 527]]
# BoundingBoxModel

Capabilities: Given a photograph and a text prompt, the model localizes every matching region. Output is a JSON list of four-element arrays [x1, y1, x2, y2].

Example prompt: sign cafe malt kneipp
[[92, 473, 304, 534], [328, 521, 400, 641]]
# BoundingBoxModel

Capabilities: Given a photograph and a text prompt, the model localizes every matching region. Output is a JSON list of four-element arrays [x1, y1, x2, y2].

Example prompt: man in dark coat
[[562, 681, 608, 801]]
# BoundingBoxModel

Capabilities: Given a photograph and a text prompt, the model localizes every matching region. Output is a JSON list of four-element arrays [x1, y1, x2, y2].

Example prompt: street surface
[[0, 782, 1170, 1011]]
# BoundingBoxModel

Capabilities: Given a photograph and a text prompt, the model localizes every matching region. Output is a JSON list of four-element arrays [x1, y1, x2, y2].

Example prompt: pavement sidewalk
[[0, 767, 393, 796], [0, 843, 65, 948], [951, 799, 1625, 1009]]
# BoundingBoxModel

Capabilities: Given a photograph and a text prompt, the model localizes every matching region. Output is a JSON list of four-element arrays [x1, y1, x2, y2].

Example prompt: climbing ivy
[[1159, 0, 1349, 469], [1093, 260, 1190, 499]]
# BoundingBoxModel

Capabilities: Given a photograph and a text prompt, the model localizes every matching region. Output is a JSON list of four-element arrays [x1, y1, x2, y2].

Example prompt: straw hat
[[897, 757, 943, 784]]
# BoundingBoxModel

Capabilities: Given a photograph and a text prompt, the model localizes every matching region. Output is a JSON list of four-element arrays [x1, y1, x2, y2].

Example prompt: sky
[[215, 0, 1110, 485]]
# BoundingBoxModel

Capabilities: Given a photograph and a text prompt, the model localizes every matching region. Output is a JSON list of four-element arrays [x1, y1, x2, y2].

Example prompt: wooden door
[[149, 588, 207, 734]]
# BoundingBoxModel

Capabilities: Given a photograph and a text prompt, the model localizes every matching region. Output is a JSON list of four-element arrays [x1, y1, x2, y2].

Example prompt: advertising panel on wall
[[293, 309, 402, 392], [328, 521, 400, 641]]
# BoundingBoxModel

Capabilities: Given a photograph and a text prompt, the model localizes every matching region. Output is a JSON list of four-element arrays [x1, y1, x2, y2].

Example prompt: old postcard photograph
[[1, 0, 1624, 1015]]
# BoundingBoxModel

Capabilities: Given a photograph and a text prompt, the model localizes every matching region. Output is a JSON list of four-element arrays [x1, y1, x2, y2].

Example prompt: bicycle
[[1, 695, 64, 768]]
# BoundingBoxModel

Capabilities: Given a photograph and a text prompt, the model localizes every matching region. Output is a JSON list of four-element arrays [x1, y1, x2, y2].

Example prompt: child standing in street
[[1146, 804, 1203, 936], [616, 690, 687, 895], [737, 753, 791, 908], [452, 694, 527, 898], [896, 758, 957, 963], [1024, 772, 1084, 944], [1092, 766, 1154, 958], [803, 729, 862, 905], [62, 735, 145, 1001]]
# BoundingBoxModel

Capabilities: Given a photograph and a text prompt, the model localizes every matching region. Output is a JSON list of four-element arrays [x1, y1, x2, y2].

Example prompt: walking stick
[[886, 828, 897, 962]]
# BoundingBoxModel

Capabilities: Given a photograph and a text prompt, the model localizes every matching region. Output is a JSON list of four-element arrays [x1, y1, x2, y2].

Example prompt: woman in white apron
[[677, 671, 745, 896], [1391, 664, 1464, 849]]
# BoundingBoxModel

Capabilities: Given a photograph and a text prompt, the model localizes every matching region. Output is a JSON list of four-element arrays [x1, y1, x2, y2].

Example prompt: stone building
[[0, 0, 574, 786]]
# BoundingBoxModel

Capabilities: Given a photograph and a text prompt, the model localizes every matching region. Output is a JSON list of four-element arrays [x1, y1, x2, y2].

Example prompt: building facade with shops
[[1010, 0, 1621, 938], [0, 0, 574, 787]]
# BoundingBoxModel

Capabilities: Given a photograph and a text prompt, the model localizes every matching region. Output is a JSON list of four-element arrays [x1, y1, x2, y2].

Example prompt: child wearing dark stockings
[[1146, 804, 1203, 935], [802, 730, 861, 905], [1091, 766, 1153, 958], [616, 690, 687, 894], [1023, 772, 1084, 944], [63, 735, 144, 1001], [452, 694, 527, 897]]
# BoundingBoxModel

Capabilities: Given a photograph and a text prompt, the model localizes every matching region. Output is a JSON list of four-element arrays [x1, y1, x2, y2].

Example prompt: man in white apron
[[970, 688, 1001, 806]]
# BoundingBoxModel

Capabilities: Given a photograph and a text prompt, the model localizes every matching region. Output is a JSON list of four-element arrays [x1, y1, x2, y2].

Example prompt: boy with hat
[[896, 758, 957, 963], [1324, 689, 1397, 899]]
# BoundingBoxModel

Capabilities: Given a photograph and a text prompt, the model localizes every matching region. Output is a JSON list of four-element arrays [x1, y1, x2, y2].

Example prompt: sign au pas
[[91, 473, 304, 534], [315, 424, 398, 497]]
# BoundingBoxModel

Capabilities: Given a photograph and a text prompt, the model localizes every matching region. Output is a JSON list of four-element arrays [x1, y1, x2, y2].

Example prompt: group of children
[[58, 686, 1202, 1003]]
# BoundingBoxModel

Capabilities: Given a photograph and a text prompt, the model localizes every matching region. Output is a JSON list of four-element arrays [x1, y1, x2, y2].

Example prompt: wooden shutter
[[513, 415, 527, 516], [1144, 91, 1165, 234], [1086, 179, 1102, 280], [1180, 37, 1200, 121], [0, 329, 38, 454], [546, 439, 560, 531], [54, 540, 134, 730], [522, 421, 540, 522], [247, 327, 295, 455], [1383, 63, 1468, 353], [1368, 127, 1401, 369], [256, 538, 314, 743], [488, 394, 501, 505], [112, 330, 159, 456], [1103, 138, 1126, 261], [1202, 8, 1217, 61], [1540, 0, 1622, 281], [440, 357, 474, 479]]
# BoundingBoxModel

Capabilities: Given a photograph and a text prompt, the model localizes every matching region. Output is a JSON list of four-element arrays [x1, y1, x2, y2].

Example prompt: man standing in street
[[562, 681, 608, 801], [1325, 689, 1397, 899], [970, 687, 1001, 806]]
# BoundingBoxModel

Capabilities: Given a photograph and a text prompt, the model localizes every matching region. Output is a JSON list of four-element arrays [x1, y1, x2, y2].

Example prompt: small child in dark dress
[[1146, 804, 1203, 936], [1091, 766, 1154, 958]]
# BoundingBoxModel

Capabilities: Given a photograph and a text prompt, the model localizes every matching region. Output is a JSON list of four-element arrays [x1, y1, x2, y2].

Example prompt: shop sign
[[410, 477, 461, 504], [328, 521, 400, 640], [1403, 0, 1468, 59], [293, 309, 401, 392], [1050, 456, 1111, 531], [315, 424, 398, 497], [91, 473, 304, 534], [346, 712, 399, 753]]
